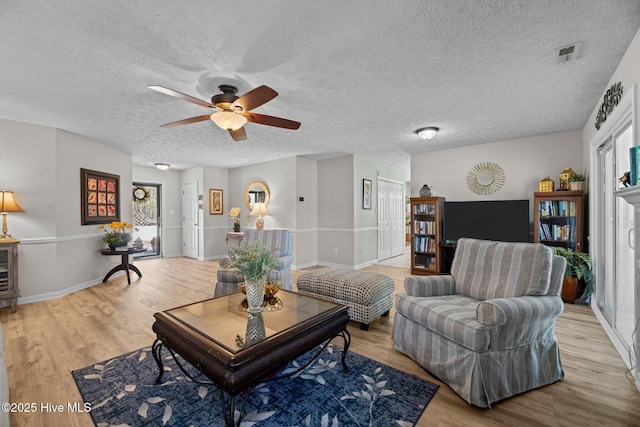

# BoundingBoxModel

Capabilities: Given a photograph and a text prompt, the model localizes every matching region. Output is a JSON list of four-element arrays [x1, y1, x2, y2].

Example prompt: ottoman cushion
[[297, 268, 394, 328]]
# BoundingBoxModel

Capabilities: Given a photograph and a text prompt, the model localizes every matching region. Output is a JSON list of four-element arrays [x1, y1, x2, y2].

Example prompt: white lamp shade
[[155, 163, 170, 170], [250, 202, 269, 216], [211, 111, 248, 131], [0, 191, 25, 212]]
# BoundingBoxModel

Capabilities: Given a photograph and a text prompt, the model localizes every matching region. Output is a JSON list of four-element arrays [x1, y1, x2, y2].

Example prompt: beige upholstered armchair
[[214, 229, 294, 297], [393, 238, 566, 408]]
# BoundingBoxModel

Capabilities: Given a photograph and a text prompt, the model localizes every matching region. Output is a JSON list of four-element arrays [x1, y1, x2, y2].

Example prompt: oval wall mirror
[[244, 181, 270, 211]]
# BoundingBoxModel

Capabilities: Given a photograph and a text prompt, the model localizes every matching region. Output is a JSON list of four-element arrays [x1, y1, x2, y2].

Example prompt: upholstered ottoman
[[297, 268, 394, 330]]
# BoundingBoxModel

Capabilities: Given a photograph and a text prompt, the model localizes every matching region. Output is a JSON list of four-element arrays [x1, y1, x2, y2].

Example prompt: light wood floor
[[1, 257, 639, 426]]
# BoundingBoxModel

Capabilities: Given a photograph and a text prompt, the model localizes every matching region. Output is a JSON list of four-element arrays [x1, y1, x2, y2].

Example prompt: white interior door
[[378, 180, 391, 260], [182, 181, 199, 259], [390, 181, 405, 257], [378, 179, 404, 260]]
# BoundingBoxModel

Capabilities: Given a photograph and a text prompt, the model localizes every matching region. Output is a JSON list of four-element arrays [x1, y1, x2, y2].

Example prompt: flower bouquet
[[228, 207, 242, 232]]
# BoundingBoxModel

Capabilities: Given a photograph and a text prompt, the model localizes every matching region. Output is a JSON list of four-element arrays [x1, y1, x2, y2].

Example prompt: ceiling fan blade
[[233, 85, 278, 112], [148, 85, 214, 109], [244, 113, 301, 130], [229, 127, 247, 141], [160, 114, 211, 128]]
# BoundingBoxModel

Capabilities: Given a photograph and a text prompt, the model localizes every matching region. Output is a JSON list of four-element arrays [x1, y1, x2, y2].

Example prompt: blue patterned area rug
[[72, 344, 438, 426]]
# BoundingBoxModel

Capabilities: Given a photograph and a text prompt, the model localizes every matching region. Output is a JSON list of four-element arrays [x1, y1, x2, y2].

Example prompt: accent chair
[[215, 229, 294, 297], [393, 238, 566, 407]]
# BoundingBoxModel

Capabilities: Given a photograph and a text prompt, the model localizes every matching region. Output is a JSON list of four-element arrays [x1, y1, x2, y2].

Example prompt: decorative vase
[[244, 277, 266, 313], [569, 181, 584, 191], [419, 184, 432, 197], [244, 312, 266, 346], [233, 222, 241, 232]]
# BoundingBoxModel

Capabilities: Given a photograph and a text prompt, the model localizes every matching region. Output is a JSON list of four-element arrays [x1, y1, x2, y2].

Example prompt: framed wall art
[[363, 179, 372, 209], [209, 188, 223, 215], [81, 168, 120, 225]]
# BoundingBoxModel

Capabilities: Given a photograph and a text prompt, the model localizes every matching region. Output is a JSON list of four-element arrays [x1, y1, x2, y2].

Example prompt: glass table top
[[165, 290, 341, 354]]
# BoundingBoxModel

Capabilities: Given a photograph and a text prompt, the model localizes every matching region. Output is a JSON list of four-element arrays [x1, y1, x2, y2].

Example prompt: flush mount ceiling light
[[155, 163, 170, 170], [416, 127, 439, 140]]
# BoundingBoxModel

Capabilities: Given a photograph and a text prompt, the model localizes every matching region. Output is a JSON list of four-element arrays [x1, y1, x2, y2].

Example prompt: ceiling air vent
[[556, 42, 582, 63]]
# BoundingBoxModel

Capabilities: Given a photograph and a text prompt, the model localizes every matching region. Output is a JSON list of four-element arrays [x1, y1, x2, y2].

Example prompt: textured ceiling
[[1, 1, 639, 171]]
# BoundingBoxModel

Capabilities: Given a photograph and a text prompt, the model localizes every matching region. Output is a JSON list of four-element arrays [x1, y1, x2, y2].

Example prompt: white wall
[[353, 156, 407, 266], [411, 130, 584, 222], [294, 157, 318, 268], [0, 119, 133, 301], [583, 27, 640, 168]]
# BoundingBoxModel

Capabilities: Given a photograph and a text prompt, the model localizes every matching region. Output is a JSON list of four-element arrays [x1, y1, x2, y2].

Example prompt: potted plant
[[228, 206, 242, 232], [553, 247, 595, 303], [99, 221, 135, 250], [227, 240, 277, 312], [568, 174, 586, 191]]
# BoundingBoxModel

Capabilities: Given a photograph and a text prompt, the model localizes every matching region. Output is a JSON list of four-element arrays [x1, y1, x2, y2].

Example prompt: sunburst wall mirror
[[466, 162, 505, 195]]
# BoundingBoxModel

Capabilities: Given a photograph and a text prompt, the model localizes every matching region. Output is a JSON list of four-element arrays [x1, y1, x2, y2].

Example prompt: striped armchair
[[393, 238, 566, 408], [215, 229, 294, 297]]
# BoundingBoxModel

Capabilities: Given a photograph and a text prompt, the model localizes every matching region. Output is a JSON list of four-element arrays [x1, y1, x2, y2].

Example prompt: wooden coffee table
[[151, 290, 350, 427]]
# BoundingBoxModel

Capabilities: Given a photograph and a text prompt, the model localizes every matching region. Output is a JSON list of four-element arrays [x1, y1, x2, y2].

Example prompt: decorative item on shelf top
[[619, 172, 631, 188], [569, 174, 586, 191], [559, 166, 576, 191], [227, 240, 277, 312], [99, 221, 136, 250], [467, 162, 505, 195], [538, 174, 554, 192], [595, 81, 623, 130], [228, 206, 242, 232], [419, 184, 432, 197]]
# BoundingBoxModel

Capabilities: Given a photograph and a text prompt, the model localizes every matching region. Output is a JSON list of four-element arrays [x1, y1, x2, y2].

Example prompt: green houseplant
[[568, 174, 586, 191], [553, 247, 595, 303], [227, 240, 277, 312]]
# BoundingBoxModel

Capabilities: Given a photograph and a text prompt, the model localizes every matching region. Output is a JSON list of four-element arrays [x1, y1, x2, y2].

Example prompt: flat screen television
[[443, 200, 530, 244]]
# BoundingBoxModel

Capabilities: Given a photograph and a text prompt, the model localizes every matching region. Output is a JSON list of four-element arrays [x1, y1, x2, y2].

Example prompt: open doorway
[[132, 183, 161, 258]]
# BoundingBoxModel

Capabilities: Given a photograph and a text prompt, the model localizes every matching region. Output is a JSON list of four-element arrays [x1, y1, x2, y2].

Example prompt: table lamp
[[250, 202, 269, 230], [0, 191, 25, 241]]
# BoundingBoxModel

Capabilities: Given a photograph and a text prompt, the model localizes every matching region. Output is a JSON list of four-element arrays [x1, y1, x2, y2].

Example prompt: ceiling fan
[[148, 84, 301, 141]]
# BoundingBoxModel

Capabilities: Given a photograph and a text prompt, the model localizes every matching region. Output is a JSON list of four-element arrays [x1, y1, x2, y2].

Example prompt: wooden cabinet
[[410, 197, 445, 275], [533, 191, 584, 251], [0, 241, 19, 312]]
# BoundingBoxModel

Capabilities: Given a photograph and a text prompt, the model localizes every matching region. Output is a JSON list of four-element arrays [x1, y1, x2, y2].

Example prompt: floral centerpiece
[[228, 207, 242, 232], [99, 221, 135, 250], [227, 240, 277, 312]]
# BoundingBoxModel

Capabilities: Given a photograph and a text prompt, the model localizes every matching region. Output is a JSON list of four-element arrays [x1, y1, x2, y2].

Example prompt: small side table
[[226, 232, 244, 255], [100, 247, 146, 284]]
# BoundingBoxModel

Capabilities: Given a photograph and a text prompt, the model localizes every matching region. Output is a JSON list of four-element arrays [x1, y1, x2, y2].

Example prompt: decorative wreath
[[466, 162, 505, 195], [132, 186, 150, 202]]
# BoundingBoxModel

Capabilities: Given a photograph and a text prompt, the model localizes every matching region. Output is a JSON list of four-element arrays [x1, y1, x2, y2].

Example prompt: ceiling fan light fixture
[[211, 111, 247, 131], [155, 163, 170, 170], [417, 127, 439, 140]]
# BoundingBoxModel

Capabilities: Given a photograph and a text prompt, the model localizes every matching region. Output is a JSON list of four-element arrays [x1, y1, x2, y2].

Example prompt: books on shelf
[[413, 204, 435, 215], [413, 236, 436, 253], [630, 146, 640, 186], [538, 218, 576, 241], [414, 255, 436, 269], [413, 220, 435, 235], [539, 200, 576, 217]]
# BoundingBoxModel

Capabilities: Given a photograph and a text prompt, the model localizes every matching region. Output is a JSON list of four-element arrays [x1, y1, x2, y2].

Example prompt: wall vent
[[556, 42, 582, 63]]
